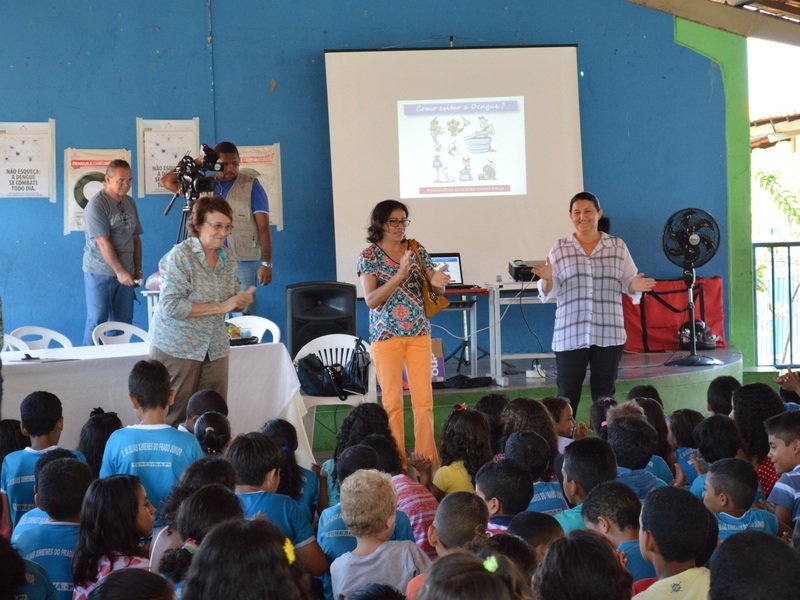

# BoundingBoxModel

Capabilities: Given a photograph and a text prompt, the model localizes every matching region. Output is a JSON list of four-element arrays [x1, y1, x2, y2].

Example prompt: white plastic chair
[[294, 334, 377, 445], [10, 326, 73, 350], [1, 334, 31, 352], [226, 316, 281, 343], [92, 321, 149, 345]]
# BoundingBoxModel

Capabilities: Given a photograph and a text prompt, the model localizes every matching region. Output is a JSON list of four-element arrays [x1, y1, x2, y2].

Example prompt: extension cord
[[525, 366, 546, 378]]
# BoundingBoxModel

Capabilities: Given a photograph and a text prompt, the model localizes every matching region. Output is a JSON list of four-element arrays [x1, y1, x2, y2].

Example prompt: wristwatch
[[261, 261, 273, 268]]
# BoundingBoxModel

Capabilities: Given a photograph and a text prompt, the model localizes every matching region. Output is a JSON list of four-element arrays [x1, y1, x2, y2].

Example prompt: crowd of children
[[2, 362, 800, 600]]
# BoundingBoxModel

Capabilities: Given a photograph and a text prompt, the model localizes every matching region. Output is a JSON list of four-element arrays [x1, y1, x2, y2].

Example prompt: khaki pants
[[150, 345, 229, 427]]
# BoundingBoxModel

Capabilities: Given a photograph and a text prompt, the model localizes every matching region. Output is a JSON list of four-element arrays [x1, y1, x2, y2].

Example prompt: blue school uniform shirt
[[317, 503, 415, 600], [616, 466, 667, 500], [236, 490, 315, 548], [674, 447, 707, 486], [14, 521, 80, 600], [16, 559, 57, 600], [645, 455, 673, 484], [100, 424, 204, 523], [690, 472, 767, 507], [715, 508, 778, 542], [11, 507, 49, 544], [294, 466, 320, 524], [767, 464, 800, 523], [527, 481, 568, 515], [0, 447, 86, 528], [617, 539, 656, 582], [555, 503, 585, 533]]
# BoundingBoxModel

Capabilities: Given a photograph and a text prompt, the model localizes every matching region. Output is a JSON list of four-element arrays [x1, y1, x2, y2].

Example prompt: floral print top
[[357, 240, 434, 343], [150, 237, 239, 361]]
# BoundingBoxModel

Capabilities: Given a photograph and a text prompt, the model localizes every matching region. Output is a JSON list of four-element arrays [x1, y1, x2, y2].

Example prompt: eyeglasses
[[205, 222, 234, 232], [387, 218, 411, 228]]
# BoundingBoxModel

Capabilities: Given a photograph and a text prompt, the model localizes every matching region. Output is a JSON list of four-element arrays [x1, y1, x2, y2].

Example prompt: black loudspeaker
[[285, 282, 357, 357]]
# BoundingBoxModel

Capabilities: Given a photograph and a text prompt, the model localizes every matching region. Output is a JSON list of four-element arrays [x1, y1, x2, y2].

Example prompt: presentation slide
[[398, 96, 526, 198], [325, 47, 583, 290]]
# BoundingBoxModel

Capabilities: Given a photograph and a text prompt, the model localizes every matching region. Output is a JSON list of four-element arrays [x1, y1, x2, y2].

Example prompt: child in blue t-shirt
[[504, 431, 568, 516], [1, 391, 86, 528], [765, 411, 800, 526], [227, 431, 327, 577], [582, 480, 656, 583], [607, 416, 667, 500], [262, 418, 326, 524], [99, 360, 204, 524], [14, 458, 93, 600], [689, 415, 747, 500], [702, 457, 785, 541], [475, 458, 533, 536], [667, 408, 707, 486], [556, 437, 618, 534]]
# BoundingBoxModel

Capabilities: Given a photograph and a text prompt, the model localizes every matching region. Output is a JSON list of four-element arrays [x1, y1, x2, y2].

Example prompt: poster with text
[[0, 120, 56, 201], [136, 118, 199, 197], [64, 148, 131, 234], [397, 97, 526, 199], [238, 144, 284, 231]]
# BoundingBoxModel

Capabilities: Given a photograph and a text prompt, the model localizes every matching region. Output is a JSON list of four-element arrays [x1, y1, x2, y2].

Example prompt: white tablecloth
[[0, 342, 314, 468]]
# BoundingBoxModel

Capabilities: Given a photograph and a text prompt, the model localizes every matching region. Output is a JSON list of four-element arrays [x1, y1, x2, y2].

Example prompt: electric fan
[[661, 208, 723, 366]]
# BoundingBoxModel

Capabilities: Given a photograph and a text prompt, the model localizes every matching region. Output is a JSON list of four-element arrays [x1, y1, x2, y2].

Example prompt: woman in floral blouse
[[357, 200, 450, 466], [150, 196, 254, 426]]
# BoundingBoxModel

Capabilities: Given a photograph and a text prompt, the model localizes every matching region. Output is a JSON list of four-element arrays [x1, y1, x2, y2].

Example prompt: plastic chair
[[1, 334, 31, 352], [294, 334, 377, 446], [226, 316, 281, 343], [92, 321, 149, 345], [10, 326, 73, 350]]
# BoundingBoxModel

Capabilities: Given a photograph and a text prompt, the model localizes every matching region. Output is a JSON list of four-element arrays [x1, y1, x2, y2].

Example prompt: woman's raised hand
[[397, 249, 413, 279], [429, 263, 451, 288], [532, 257, 552, 281]]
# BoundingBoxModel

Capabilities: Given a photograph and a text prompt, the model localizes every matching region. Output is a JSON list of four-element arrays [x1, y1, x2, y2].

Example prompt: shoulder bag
[[408, 239, 449, 318]]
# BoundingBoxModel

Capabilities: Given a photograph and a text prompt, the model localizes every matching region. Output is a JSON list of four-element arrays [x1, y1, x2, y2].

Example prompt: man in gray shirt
[[82, 159, 143, 345]]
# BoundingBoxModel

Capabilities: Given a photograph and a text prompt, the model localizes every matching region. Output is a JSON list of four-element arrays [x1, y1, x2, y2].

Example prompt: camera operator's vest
[[216, 174, 261, 262]]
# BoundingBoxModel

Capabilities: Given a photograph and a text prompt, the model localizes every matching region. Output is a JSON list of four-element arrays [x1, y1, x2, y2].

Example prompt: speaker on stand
[[285, 282, 357, 357]]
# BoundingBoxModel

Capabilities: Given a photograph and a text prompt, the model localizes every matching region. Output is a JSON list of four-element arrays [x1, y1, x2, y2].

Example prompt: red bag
[[622, 276, 726, 353]]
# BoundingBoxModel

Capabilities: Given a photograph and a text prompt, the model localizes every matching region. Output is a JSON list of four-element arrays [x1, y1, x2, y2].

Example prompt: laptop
[[429, 253, 469, 288]]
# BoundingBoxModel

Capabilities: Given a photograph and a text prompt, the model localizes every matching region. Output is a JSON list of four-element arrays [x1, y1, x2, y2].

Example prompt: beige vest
[[223, 174, 261, 262]]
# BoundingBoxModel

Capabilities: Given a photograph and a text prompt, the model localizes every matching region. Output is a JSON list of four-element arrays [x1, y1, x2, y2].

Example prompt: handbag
[[343, 337, 371, 395], [295, 354, 348, 400], [408, 239, 450, 318]]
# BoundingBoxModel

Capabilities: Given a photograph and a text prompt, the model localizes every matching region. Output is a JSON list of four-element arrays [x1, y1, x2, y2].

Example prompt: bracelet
[[261, 261, 272, 268]]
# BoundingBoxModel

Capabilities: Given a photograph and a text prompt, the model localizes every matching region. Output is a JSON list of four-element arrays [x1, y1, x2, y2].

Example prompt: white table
[[486, 281, 556, 386], [0, 342, 315, 468]]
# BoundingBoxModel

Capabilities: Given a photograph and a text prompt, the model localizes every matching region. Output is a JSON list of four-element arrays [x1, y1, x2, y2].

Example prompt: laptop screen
[[429, 253, 464, 286]]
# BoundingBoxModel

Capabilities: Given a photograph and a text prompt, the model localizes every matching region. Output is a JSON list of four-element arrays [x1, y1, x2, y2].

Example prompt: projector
[[508, 260, 543, 282]]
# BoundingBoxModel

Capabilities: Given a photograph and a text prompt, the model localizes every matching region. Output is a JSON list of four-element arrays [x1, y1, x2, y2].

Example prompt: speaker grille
[[285, 282, 357, 357]]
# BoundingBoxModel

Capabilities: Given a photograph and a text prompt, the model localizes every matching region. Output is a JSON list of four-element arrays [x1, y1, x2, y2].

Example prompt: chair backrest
[[1, 334, 31, 352], [10, 326, 73, 350], [92, 321, 150, 345], [294, 334, 377, 401], [225, 316, 281, 343]]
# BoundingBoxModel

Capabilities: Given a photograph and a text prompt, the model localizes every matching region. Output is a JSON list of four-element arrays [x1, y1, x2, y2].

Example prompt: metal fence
[[754, 241, 800, 367]]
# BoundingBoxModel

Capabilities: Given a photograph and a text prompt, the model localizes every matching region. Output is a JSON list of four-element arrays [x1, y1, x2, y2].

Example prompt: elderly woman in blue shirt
[[533, 192, 656, 414], [150, 195, 254, 426]]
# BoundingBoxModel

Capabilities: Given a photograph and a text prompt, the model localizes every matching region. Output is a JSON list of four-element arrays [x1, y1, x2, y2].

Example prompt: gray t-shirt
[[330, 540, 431, 600], [82, 190, 143, 276]]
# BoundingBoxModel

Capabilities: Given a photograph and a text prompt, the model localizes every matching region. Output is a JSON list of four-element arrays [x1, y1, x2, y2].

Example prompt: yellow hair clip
[[284, 537, 296, 565], [483, 555, 499, 573]]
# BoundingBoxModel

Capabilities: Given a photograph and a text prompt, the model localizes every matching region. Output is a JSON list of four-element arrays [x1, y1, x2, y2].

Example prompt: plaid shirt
[[539, 233, 640, 352]]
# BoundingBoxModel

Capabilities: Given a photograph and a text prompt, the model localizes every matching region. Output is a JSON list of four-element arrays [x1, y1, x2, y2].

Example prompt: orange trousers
[[372, 334, 439, 466]]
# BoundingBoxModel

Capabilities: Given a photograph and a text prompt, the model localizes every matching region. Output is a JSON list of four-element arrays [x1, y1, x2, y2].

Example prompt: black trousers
[[555, 345, 624, 413]]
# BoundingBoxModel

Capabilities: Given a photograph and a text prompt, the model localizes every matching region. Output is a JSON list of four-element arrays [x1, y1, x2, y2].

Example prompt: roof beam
[[626, 0, 800, 45]]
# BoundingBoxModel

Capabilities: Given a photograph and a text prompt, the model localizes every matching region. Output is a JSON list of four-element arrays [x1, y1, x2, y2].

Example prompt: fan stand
[[665, 267, 723, 367]]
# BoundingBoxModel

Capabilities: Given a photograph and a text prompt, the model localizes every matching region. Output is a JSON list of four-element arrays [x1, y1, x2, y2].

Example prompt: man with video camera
[[161, 141, 272, 315]]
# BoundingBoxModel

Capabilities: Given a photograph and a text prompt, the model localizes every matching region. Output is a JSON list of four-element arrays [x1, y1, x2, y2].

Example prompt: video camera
[[164, 143, 221, 242], [174, 143, 220, 200]]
